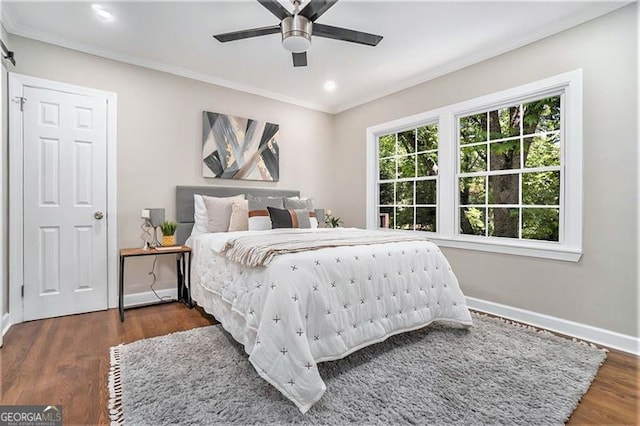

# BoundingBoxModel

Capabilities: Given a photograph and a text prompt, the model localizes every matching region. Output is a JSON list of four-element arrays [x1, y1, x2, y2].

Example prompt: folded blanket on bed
[[219, 228, 427, 267]]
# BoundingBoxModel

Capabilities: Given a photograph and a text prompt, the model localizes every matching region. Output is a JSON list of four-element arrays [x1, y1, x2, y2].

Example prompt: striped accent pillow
[[247, 195, 284, 230], [283, 197, 318, 228], [267, 207, 311, 229]]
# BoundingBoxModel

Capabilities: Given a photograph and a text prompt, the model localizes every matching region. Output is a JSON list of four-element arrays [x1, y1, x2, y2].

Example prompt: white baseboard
[[123, 288, 178, 308], [2, 313, 11, 337], [466, 296, 640, 356]]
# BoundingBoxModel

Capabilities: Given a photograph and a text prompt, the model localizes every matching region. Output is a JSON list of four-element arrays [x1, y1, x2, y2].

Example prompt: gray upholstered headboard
[[176, 185, 300, 245]]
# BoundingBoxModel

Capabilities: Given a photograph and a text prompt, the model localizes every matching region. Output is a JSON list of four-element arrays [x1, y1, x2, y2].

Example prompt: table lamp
[[143, 208, 165, 248]]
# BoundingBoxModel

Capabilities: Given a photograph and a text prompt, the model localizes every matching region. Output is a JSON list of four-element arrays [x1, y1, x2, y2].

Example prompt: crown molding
[[1, 10, 332, 114], [332, 1, 631, 113]]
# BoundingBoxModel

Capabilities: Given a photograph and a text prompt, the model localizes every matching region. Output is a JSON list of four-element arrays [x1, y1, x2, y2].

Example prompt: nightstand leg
[[176, 254, 184, 303], [119, 255, 125, 322], [187, 252, 193, 308]]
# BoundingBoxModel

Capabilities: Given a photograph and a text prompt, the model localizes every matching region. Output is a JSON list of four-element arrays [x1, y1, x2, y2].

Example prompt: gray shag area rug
[[108, 313, 606, 425]]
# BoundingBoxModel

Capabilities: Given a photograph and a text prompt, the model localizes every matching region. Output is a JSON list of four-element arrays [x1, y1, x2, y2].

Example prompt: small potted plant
[[324, 211, 343, 228], [160, 221, 178, 246]]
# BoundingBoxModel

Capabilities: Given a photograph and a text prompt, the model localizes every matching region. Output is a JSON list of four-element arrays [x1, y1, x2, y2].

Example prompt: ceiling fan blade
[[213, 25, 281, 42], [257, 0, 292, 20], [299, 0, 339, 22], [292, 52, 307, 67], [313, 23, 383, 47]]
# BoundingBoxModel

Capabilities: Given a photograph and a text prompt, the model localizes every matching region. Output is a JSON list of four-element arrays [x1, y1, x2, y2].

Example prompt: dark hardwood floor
[[0, 303, 637, 425]]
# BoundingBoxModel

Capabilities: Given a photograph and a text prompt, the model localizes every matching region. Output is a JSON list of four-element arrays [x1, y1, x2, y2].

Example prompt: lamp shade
[[146, 208, 165, 227]]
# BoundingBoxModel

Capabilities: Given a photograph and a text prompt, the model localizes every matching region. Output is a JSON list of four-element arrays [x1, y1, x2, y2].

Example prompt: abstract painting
[[202, 111, 279, 181]]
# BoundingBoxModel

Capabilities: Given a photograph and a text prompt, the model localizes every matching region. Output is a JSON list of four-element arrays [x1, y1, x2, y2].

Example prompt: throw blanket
[[219, 228, 428, 267]]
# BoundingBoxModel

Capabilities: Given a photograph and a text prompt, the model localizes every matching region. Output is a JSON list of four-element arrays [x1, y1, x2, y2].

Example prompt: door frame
[[8, 73, 118, 325]]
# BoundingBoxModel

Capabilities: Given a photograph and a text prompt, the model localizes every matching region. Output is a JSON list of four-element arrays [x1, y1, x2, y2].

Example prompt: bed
[[177, 185, 473, 413]]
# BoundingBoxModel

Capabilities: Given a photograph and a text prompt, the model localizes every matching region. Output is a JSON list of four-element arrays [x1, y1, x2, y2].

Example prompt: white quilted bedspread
[[188, 228, 472, 413]]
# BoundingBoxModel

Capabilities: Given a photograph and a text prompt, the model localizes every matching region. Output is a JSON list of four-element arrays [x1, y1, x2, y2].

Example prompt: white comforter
[[188, 228, 472, 413]]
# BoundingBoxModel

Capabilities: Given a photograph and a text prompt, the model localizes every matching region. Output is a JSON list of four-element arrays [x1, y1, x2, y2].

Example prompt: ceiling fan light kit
[[281, 15, 312, 53], [213, 0, 383, 67]]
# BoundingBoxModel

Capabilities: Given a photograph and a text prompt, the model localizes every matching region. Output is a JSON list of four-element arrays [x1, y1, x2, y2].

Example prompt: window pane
[[379, 158, 394, 180], [416, 207, 436, 232], [488, 208, 519, 238], [489, 106, 521, 140], [460, 145, 487, 173], [489, 140, 521, 170], [395, 207, 414, 230], [460, 207, 486, 236], [524, 134, 560, 168], [396, 155, 416, 179], [396, 181, 414, 205], [416, 180, 437, 205], [379, 182, 394, 205], [397, 130, 416, 155], [379, 134, 395, 158], [379, 207, 394, 229], [460, 113, 487, 144], [417, 152, 438, 176], [417, 124, 438, 151], [522, 208, 559, 241], [459, 176, 486, 205], [522, 171, 560, 205], [523, 96, 561, 134], [488, 174, 519, 204]]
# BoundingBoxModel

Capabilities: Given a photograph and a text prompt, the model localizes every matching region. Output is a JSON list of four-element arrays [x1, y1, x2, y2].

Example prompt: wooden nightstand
[[118, 245, 192, 322]]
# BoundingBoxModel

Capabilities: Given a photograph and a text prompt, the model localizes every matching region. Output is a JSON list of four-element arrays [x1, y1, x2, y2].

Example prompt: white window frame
[[366, 69, 583, 262]]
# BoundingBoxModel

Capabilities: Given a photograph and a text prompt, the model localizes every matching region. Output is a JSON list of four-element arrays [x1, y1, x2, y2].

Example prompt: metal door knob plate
[[94, 211, 104, 220]]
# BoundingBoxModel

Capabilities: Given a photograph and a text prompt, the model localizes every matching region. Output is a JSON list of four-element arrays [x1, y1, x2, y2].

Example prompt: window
[[377, 123, 438, 232], [458, 95, 562, 242], [366, 70, 582, 261]]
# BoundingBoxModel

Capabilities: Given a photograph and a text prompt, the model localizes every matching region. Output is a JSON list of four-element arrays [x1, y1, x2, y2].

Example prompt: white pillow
[[191, 194, 244, 235], [191, 194, 207, 235]]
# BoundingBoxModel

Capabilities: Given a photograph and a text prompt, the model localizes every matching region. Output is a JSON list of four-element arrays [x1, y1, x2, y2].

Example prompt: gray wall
[[3, 34, 335, 300], [332, 4, 638, 337]]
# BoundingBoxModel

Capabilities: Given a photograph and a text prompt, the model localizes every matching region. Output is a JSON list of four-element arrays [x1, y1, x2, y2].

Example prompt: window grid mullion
[[394, 133, 398, 228], [459, 165, 561, 178], [519, 104, 524, 240], [485, 113, 489, 237]]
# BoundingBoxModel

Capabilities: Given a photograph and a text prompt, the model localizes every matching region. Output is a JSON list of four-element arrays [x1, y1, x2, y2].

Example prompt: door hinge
[[16, 96, 27, 112], [21, 285, 24, 298]]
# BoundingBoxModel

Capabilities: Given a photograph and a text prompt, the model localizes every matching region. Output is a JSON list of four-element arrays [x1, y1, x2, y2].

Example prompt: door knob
[[94, 211, 104, 220]]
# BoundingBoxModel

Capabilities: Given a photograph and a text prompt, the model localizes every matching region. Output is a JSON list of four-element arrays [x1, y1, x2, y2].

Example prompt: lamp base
[[149, 227, 161, 248]]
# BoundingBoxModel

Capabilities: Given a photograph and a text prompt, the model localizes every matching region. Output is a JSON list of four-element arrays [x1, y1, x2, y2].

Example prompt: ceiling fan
[[213, 0, 383, 67]]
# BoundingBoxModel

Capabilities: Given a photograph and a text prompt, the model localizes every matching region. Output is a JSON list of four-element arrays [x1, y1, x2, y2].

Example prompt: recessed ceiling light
[[323, 80, 336, 92], [92, 4, 114, 21]]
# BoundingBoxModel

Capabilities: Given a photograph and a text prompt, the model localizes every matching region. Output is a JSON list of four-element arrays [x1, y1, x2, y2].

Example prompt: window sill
[[428, 236, 582, 262], [373, 228, 582, 262]]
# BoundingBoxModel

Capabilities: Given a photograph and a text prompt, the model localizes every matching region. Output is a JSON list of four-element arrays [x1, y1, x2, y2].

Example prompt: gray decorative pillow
[[248, 195, 284, 230]]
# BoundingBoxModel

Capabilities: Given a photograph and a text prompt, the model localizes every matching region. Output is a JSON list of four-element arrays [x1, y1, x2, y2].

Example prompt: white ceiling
[[2, 1, 629, 113]]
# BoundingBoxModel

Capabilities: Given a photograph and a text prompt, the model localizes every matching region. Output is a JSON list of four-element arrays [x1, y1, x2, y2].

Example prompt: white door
[[22, 86, 108, 321]]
